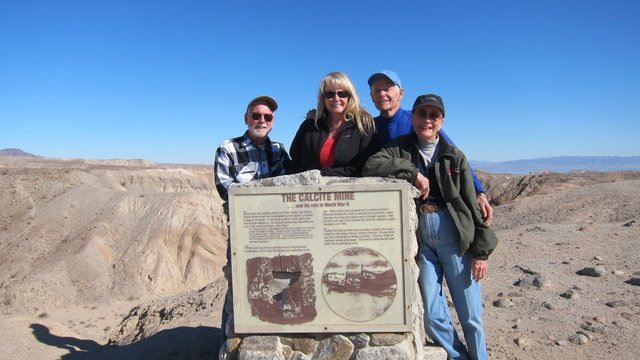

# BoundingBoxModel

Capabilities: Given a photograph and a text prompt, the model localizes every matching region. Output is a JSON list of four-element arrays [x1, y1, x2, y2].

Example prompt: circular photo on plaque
[[321, 247, 397, 322]]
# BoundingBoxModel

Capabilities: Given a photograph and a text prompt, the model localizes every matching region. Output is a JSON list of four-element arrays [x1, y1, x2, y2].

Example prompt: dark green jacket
[[363, 132, 498, 260]]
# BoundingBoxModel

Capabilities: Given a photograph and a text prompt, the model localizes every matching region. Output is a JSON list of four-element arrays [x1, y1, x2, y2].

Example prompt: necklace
[[329, 120, 345, 138]]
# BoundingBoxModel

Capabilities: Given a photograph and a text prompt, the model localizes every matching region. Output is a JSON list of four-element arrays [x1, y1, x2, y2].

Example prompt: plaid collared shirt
[[214, 131, 290, 200]]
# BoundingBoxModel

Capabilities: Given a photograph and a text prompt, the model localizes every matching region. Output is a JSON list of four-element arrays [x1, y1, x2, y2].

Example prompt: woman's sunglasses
[[323, 91, 350, 99], [415, 110, 442, 121]]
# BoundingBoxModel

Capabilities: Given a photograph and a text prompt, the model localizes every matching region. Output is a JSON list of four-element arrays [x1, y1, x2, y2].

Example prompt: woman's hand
[[471, 258, 488, 282], [414, 173, 430, 200], [477, 193, 493, 225]]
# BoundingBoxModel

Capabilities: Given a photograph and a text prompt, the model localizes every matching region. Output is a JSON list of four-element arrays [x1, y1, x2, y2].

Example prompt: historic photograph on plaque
[[228, 183, 412, 333]]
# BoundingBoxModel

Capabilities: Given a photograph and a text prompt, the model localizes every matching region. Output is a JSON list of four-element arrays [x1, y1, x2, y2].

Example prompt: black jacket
[[290, 117, 377, 177]]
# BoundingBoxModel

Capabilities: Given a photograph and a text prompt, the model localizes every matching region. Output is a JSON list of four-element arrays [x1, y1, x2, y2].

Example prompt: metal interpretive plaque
[[228, 183, 412, 333]]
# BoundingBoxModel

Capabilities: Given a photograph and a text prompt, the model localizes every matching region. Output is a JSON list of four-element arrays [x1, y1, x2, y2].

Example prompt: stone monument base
[[219, 171, 446, 360]]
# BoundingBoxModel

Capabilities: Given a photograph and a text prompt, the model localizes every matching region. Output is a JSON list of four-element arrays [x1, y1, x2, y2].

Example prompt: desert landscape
[[1, 155, 639, 359]]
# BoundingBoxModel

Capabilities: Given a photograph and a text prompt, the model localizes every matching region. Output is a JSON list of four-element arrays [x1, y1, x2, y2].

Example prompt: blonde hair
[[315, 72, 375, 135]]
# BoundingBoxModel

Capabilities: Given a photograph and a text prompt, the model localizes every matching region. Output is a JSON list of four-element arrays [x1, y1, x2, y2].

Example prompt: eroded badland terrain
[[1, 156, 639, 359]]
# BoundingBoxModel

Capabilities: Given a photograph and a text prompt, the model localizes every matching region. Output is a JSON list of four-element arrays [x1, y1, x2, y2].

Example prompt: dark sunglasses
[[323, 91, 350, 99], [416, 109, 442, 121], [250, 112, 274, 122]]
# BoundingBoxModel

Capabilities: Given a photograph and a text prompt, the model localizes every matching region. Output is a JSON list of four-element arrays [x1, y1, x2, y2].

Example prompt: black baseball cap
[[412, 94, 445, 117]]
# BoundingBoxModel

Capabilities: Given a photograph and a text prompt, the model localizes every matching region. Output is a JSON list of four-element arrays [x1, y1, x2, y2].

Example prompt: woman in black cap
[[363, 94, 498, 360]]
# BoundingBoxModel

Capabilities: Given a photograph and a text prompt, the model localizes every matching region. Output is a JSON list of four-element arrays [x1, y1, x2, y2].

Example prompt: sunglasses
[[250, 112, 274, 122], [323, 91, 350, 99], [416, 110, 442, 121]]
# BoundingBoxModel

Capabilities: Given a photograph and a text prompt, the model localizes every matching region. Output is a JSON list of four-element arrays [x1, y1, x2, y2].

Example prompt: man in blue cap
[[368, 70, 493, 224]]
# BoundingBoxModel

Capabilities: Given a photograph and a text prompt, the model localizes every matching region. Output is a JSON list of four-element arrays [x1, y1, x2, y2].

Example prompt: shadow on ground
[[30, 323, 221, 360]]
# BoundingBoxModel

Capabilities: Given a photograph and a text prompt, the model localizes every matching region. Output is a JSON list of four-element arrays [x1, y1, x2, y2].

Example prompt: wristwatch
[[478, 192, 489, 200]]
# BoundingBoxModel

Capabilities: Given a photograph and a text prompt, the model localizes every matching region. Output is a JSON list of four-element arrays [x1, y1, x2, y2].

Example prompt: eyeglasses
[[323, 91, 350, 99], [415, 109, 443, 121], [250, 112, 273, 122]]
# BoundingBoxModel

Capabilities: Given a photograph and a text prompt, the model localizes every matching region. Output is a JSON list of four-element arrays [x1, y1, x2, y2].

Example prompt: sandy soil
[[1, 156, 639, 359]]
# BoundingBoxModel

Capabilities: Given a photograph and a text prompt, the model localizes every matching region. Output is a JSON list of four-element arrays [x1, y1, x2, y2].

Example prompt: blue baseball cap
[[367, 70, 402, 88]]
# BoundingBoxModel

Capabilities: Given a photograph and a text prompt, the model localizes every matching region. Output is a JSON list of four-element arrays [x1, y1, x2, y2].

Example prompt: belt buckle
[[419, 203, 439, 214]]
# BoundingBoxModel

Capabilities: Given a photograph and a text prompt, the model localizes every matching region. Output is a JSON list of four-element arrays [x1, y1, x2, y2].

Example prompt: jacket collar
[[242, 131, 271, 147], [407, 131, 456, 157]]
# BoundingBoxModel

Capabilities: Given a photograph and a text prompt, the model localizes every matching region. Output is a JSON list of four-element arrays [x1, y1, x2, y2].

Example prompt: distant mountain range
[[3, 149, 639, 174], [0, 148, 41, 158], [471, 156, 640, 174]]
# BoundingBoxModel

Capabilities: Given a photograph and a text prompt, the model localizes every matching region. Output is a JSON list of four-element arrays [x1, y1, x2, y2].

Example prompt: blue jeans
[[417, 208, 488, 360]]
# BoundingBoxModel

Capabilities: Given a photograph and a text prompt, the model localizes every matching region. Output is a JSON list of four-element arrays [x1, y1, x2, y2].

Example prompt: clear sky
[[2, 0, 639, 164]]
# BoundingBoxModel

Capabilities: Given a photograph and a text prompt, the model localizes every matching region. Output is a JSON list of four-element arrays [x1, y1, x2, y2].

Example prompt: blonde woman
[[290, 71, 377, 176]]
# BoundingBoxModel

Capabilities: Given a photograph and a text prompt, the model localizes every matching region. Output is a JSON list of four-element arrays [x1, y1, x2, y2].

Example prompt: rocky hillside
[[0, 157, 228, 314], [478, 170, 640, 205]]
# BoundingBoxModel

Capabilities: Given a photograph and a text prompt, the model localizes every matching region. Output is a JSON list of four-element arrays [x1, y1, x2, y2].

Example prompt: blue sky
[[2, 0, 639, 164]]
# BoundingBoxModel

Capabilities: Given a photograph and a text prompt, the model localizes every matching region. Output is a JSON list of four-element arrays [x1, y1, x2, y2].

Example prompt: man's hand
[[471, 258, 488, 282], [305, 109, 316, 120], [414, 173, 430, 200], [477, 193, 493, 225]]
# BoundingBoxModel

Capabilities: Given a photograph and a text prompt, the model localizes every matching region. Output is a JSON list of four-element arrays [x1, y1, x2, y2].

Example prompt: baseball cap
[[367, 70, 402, 88], [246, 95, 278, 112], [412, 94, 445, 117]]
